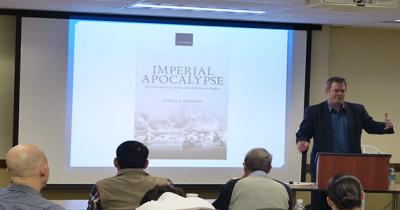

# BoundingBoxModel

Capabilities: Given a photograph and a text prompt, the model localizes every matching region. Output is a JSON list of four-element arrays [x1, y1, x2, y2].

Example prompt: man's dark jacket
[[296, 101, 394, 180]]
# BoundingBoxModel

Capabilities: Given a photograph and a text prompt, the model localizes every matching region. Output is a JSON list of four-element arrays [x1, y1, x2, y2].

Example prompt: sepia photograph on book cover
[[134, 30, 229, 159]]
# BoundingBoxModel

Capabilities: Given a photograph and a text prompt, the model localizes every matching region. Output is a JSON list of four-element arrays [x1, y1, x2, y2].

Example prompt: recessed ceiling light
[[382, 19, 400, 23], [127, 3, 266, 14]]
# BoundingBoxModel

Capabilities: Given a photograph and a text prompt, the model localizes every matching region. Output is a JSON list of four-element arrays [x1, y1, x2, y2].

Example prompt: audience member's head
[[5, 144, 49, 192], [140, 185, 185, 205], [114, 140, 149, 170], [326, 174, 364, 210], [243, 148, 272, 176]]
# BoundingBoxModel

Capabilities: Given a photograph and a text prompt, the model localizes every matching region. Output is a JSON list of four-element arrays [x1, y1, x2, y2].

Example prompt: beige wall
[[0, 15, 15, 159], [0, 15, 14, 187], [0, 15, 399, 208], [329, 27, 400, 161], [309, 25, 331, 104], [308, 26, 400, 162], [308, 26, 400, 209]]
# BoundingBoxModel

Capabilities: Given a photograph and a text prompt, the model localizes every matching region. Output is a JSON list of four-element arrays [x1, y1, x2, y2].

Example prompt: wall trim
[[1, 159, 400, 172], [305, 163, 400, 173]]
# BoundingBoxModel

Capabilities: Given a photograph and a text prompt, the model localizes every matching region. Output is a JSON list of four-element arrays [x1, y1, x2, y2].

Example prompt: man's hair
[[325, 76, 347, 91], [116, 140, 149, 169], [327, 174, 363, 210], [244, 148, 272, 173], [140, 185, 185, 205]]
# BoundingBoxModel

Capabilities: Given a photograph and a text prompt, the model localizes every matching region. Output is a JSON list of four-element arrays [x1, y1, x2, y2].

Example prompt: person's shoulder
[[155, 176, 172, 183], [305, 101, 327, 112], [31, 198, 66, 210], [272, 179, 291, 190], [220, 177, 241, 190], [225, 177, 241, 185], [149, 175, 172, 185], [311, 101, 327, 108], [344, 102, 365, 110], [48, 203, 66, 210], [271, 178, 286, 185], [95, 175, 118, 185], [96, 176, 112, 183]]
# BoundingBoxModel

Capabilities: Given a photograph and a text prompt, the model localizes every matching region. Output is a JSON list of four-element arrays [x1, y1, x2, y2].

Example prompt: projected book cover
[[134, 32, 229, 159]]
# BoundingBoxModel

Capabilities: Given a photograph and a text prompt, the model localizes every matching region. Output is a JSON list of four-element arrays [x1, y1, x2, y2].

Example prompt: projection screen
[[18, 17, 307, 184]]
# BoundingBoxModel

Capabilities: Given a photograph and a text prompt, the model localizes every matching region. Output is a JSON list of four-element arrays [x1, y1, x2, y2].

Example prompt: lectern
[[316, 152, 392, 190]]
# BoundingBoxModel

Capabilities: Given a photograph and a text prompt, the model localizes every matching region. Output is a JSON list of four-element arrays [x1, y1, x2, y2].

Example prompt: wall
[[0, 15, 15, 186], [307, 25, 400, 210], [309, 26, 400, 160], [0, 15, 14, 159], [307, 26, 400, 163], [329, 27, 400, 160], [328, 27, 400, 209]]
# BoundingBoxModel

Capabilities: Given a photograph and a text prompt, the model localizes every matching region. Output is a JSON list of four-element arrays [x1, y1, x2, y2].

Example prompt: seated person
[[137, 184, 215, 210], [212, 148, 293, 210], [87, 141, 171, 210], [326, 174, 365, 210], [0, 144, 65, 210], [140, 184, 185, 204]]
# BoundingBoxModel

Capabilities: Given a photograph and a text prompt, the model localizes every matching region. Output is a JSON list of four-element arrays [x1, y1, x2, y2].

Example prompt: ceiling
[[0, 0, 399, 28]]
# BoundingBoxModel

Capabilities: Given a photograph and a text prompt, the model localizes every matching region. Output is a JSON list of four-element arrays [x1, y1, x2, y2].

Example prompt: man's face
[[326, 82, 346, 107]]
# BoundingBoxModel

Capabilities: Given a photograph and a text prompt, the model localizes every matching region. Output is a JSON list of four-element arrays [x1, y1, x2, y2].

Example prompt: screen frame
[[11, 11, 318, 187]]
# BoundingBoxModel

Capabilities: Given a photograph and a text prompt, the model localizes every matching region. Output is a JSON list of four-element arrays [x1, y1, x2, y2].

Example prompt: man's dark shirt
[[329, 105, 350, 153]]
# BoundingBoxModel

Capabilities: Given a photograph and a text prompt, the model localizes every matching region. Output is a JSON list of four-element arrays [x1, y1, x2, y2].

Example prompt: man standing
[[296, 76, 394, 209], [212, 148, 292, 210], [87, 140, 171, 210], [0, 144, 65, 210]]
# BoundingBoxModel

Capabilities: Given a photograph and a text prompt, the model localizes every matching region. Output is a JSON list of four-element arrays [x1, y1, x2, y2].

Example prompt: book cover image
[[134, 31, 229, 159]]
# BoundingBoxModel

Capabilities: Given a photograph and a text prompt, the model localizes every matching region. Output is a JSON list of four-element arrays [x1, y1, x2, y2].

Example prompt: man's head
[[325, 76, 347, 108], [140, 184, 185, 205], [114, 140, 149, 170], [6, 144, 49, 191], [243, 148, 272, 175]]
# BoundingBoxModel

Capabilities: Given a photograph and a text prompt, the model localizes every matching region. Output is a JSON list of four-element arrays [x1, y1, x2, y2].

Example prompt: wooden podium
[[316, 153, 392, 190]]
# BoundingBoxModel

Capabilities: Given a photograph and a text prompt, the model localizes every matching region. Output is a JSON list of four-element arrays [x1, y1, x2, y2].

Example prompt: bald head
[[6, 144, 49, 185]]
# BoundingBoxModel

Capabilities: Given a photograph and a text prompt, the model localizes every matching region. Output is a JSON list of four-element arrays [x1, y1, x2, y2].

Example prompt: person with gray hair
[[212, 148, 292, 210], [243, 147, 273, 174], [0, 144, 65, 210]]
